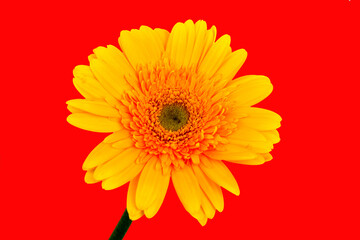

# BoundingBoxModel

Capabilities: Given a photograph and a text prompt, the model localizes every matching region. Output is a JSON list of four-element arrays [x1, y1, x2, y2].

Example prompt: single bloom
[[67, 20, 281, 225]]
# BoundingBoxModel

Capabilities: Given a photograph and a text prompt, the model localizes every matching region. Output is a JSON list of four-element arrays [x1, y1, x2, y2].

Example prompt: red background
[[1, 0, 359, 239]]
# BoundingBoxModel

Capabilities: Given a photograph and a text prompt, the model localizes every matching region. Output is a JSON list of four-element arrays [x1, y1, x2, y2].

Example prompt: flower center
[[159, 104, 189, 131]]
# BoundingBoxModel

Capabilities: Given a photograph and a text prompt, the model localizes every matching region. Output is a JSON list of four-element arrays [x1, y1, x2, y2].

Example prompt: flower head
[[67, 20, 281, 225]]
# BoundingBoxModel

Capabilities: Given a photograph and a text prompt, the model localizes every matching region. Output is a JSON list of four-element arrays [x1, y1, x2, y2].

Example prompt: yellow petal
[[73, 67, 120, 110], [236, 155, 267, 165], [213, 48, 247, 83], [199, 154, 214, 168], [198, 34, 232, 78], [111, 138, 134, 149], [167, 20, 217, 71], [193, 209, 208, 226], [66, 99, 120, 118], [228, 75, 273, 106], [238, 107, 281, 131], [89, 58, 125, 100], [72, 78, 97, 100], [67, 105, 84, 113], [228, 139, 273, 153], [200, 190, 215, 219], [198, 25, 217, 65], [182, 20, 196, 68], [144, 170, 170, 218], [199, 156, 240, 196], [166, 21, 188, 69], [101, 163, 144, 190], [191, 154, 200, 164], [263, 153, 273, 162], [204, 146, 258, 162], [192, 164, 224, 212], [187, 20, 209, 67], [119, 27, 166, 69], [92, 45, 136, 96], [93, 45, 135, 79], [93, 148, 142, 180], [139, 26, 165, 55], [153, 28, 170, 48], [127, 174, 144, 220], [136, 156, 171, 211], [172, 164, 202, 215], [103, 129, 131, 143], [67, 113, 121, 133], [261, 130, 280, 144], [72, 65, 109, 100], [139, 26, 167, 60], [84, 168, 100, 184], [228, 127, 273, 153], [82, 142, 124, 170], [229, 127, 268, 142]]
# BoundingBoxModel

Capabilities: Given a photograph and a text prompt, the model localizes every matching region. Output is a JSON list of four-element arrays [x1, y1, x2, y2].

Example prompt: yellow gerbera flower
[[67, 19, 281, 226]]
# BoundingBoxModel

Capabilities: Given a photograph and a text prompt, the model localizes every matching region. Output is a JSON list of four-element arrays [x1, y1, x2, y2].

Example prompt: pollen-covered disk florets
[[118, 59, 235, 173]]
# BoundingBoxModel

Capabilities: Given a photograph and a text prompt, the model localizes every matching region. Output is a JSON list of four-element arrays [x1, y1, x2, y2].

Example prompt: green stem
[[109, 209, 132, 240]]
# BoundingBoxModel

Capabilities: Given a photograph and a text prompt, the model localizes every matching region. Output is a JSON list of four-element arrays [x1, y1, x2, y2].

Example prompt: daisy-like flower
[[67, 20, 281, 226]]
